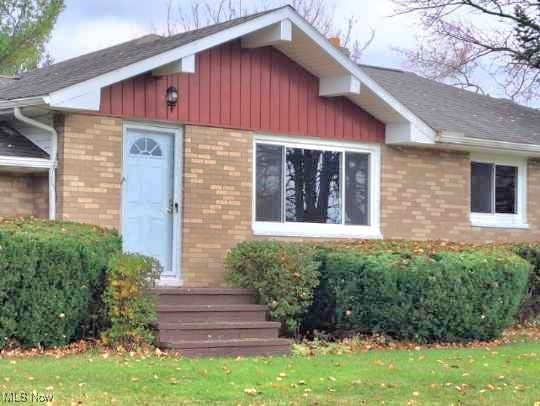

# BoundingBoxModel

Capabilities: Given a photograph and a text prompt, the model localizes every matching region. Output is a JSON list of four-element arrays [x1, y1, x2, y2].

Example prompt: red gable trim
[[99, 40, 385, 143]]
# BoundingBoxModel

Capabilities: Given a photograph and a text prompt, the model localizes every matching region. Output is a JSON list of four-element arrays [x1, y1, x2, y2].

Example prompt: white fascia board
[[0, 155, 52, 169], [386, 122, 436, 145], [44, 89, 101, 111], [437, 131, 540, 156], [0, 96, 47, 110], [152, 54, 196, 76], [319, 75, 361, 97], [241, 19, 292, 48], [284, 11, 436, 142]]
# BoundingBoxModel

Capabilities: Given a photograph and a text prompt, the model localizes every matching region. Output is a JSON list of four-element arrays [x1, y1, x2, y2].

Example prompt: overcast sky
[[46, 0, 417, 69]]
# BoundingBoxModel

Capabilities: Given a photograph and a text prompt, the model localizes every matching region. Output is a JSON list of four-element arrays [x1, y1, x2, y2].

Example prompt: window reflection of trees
[[285, 148, 341, 224], [256, 145, 283, 221]]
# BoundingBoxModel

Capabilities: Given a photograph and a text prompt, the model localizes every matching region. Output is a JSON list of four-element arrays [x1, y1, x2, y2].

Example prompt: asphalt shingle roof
[[0, 76, 17, 90], [0, 7, 283, 100], [360, 65, 540, 145], [0, 122, 49, 158]]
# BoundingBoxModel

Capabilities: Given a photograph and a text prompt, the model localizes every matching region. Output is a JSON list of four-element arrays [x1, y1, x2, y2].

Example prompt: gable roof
[[0, 8, 280, 101], [360, 65, 540, 145], [0, 6, 436, 145], [0, 122, 49, 159], [0, 5, 538, 150]]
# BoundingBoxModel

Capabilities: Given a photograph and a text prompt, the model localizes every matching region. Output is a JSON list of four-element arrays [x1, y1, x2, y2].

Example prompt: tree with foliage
[[0, 0, 64, 75], [393, 1, 540, 105]]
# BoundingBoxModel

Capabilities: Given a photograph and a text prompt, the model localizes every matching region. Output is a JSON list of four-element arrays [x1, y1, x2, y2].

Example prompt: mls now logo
[[2, 391, 54, 403]]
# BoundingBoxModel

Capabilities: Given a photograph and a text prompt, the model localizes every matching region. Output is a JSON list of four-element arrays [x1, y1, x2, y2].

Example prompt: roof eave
[[0, 96, 48, 110], [437, 131, 540, 157]]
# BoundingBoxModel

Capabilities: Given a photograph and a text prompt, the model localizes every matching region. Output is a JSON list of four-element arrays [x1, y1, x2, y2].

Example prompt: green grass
[[1, 342, 539, 405]]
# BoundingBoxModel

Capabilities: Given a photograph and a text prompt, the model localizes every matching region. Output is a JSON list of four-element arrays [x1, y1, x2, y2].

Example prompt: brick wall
[[0, 173, 48, 218], [51, 116, 540, 286], [380, 146, 540, 242], [56, 114, 122, 228], [182, 125, 253, 286], [181, 130, 540, 286]]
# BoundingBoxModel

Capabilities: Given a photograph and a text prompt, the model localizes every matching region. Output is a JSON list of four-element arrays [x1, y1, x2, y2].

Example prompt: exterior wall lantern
[[166, 86, 178, 110]]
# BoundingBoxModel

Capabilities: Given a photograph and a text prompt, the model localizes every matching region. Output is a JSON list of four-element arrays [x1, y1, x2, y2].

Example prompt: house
[[1, 5, 540, 355]]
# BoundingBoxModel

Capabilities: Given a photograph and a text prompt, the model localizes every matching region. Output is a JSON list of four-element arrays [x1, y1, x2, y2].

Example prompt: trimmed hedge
[[322, 250, 529, 342], [226, 240, 533, 342], [0, 218, 121, 349], [512, 244, 540, 321], [225, 241, 320, 334]]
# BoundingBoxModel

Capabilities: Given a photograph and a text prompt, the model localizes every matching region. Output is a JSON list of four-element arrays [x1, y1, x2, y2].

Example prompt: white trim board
[[0, 155, 51, 169], [438, 132, 540, 157]]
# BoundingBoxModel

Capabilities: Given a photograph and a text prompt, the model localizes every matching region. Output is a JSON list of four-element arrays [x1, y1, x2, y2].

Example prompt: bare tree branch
[[392, 0, 540, 105], [161, 0, 374, 62]]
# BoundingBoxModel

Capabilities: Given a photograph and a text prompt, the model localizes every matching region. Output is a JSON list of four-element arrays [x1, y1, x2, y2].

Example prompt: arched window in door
[[129, 137, 163, 157]]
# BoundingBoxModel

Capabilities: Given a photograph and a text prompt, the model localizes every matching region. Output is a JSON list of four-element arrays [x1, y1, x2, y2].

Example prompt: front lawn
[[1, 342, 540, 405]]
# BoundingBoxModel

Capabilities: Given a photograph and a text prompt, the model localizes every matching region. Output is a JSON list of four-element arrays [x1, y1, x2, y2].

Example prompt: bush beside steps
[[0, 218, 159, 351]]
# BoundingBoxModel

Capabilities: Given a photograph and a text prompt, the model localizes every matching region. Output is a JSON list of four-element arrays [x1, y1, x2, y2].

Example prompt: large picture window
[[254, 137, 380, 238], [470, 155, 527, 229]]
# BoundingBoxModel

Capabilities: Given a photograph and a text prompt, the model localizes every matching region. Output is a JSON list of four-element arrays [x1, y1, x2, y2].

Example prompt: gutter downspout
[[13, 107, 57, 220]]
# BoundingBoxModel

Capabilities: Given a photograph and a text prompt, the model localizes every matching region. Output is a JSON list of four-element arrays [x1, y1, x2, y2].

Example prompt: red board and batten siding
[[99, 40, 385, 143]]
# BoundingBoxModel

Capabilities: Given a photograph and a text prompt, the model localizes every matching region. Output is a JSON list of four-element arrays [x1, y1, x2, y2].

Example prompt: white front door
[[122, 124, 181, 284]]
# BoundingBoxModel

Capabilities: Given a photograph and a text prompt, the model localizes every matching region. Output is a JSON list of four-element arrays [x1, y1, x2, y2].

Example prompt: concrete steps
[[155, 288, 291, 357]]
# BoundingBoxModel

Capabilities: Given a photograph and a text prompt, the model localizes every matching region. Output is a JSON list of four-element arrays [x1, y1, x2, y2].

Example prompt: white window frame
[[469, 153, 528, 229], [252, 134, 382, 239]]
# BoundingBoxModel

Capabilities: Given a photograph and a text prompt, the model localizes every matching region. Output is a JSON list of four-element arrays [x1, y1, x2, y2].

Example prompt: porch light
[[166, 86, 178, 110]]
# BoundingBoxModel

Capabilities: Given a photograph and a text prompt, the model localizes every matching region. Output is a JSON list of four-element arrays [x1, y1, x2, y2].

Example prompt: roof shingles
[[360, 65, 540, 145], [0, 8, 282, 100]]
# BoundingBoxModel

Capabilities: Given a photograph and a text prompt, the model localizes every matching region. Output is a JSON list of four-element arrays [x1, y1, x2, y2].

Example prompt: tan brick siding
[[182, 126, 252, 286], [0, 173, 48, 218], [181, 130, 540, 286], [56, 114, 122, 228], [49, 116, 540, 287], [380, 146, 540, 242]]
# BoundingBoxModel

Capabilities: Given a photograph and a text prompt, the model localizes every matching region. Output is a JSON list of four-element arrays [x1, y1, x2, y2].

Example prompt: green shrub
[[102, 254, 160, 348], [225, 241, 320, 334], [0, 218, 121, 349], [512, 244, 540, 322], [321, 249, 530, 342]]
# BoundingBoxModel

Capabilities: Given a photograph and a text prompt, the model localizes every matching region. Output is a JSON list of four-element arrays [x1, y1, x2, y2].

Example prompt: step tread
[[158, 321, 281, 330], [160, 338, 292, 349], [158, 304, 267, 312], [154, 288, 254, 295]]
